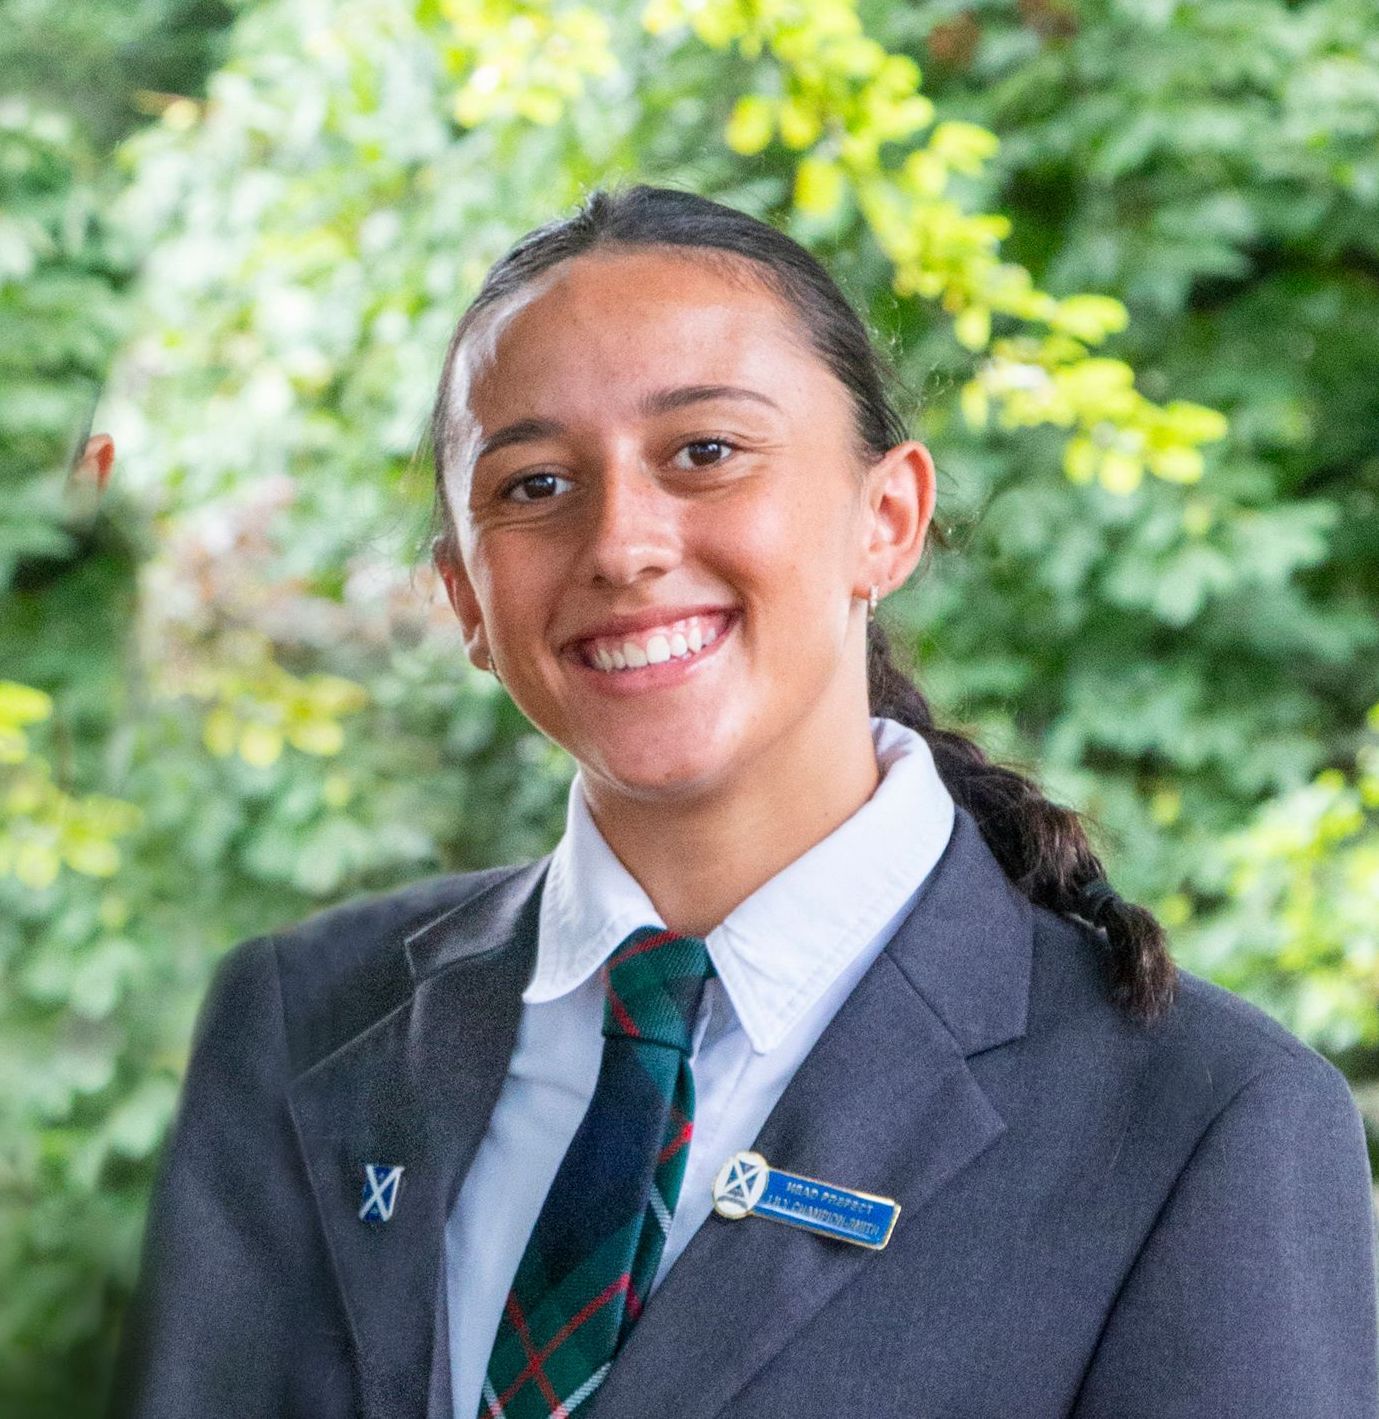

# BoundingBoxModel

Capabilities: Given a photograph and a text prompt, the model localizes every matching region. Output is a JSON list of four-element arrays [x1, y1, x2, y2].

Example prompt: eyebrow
[[474, 384, 782, 460]]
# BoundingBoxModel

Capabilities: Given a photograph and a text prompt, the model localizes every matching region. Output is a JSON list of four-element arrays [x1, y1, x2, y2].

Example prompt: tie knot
[[602, 926, 715, 1051]]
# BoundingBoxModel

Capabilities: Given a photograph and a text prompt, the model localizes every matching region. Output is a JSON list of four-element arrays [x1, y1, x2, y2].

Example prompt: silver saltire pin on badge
[[712, 1150, 900, 1250], [359, 1163, 404, 1223]]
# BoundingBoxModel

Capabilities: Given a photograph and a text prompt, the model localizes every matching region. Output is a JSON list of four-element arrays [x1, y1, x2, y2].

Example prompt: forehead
[[451, 247, 840, 428]]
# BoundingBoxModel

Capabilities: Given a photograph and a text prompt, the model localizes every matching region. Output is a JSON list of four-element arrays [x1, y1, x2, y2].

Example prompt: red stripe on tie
[[495, 1274, 632, 1412], [608, 929, 676, 970], [501, 1290, 563, 1414], [604, 979, 642, 1038], [657, 1117, 693, 1165]]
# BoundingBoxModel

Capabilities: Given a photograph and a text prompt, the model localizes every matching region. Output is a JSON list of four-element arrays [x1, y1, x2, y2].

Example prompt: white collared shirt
[[445, 717, 955, 1419]]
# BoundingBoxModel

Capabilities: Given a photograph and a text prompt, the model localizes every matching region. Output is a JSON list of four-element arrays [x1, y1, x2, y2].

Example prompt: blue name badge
[[711, 1150, 900, 1250]]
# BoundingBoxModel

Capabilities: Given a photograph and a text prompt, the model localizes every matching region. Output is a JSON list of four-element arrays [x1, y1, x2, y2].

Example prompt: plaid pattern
[[480, 927, 714, 1418]]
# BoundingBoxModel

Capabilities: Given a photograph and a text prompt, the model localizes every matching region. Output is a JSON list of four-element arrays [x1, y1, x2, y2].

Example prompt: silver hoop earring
[[867, 585, 880, 621]]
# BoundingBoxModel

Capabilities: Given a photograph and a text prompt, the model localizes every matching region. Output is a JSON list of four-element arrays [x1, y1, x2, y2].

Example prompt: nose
[[582, 451, 681, 589]]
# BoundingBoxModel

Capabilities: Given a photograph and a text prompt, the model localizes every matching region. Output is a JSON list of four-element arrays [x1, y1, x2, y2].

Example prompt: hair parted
[[426, 182, 1178, 1025]]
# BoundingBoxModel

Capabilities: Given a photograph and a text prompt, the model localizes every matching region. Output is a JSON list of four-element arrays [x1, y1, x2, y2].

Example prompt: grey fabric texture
[[108, 808, 1379, 1419]]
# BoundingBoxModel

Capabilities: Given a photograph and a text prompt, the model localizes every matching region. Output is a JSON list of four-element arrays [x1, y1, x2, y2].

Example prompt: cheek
[[466, 537, 542, 639], [721, 486, 859, 611]]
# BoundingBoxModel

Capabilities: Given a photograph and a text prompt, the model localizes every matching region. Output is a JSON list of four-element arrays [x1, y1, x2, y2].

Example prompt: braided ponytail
[[868, 622, 1177, 1022], [428, 183, 1178, 1026]]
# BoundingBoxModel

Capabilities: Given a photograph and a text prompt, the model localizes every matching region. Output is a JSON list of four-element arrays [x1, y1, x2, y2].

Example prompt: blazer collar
[[882, 801, 1032, 1055], [403, 858, 551, 980], [287, 858, 548, 1419]]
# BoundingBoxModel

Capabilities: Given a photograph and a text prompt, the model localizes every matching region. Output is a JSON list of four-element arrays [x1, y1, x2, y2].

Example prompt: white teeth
[[583, 615, 729, 673]]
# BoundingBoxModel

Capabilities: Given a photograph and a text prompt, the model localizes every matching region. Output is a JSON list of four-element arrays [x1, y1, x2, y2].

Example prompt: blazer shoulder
[[234, 861, 541, 1076], [1163, 962, 1358, 1117], [1027, 904, 1352, 1128]]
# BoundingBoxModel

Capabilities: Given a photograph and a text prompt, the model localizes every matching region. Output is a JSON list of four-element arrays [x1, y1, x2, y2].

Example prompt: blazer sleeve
[[1072, 1049, 1379, 1418], [106, 934, 343, 1418]]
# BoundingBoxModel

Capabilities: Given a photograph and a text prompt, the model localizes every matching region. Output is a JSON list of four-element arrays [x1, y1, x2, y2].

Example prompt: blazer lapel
[[583, 807, 1033, 1419], [288, 859, 548, 1419]]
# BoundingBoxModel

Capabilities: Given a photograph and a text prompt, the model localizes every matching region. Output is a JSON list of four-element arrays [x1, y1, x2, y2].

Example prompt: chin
[[580, 734, 740, 804]]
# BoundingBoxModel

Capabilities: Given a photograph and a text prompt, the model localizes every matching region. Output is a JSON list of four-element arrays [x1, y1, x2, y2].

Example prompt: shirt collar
[[529, 717, 956, 1054]]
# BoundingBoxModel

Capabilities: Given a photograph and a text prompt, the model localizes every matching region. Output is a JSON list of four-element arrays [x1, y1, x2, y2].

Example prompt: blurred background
[[2, 0, 1377, 1411]]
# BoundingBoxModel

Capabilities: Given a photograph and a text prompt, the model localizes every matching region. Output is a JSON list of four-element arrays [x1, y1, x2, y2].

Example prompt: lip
[[561, 603, 738, 650]]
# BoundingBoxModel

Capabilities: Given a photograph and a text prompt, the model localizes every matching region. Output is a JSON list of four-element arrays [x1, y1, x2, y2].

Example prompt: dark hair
[[426, 183, 1177, 1025]]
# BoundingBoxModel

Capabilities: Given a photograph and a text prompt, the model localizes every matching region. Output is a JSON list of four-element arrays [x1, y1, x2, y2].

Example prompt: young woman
[[110, 186, 1378, 1419]]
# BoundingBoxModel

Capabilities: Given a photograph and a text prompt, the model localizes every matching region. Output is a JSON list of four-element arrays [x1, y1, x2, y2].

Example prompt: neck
[[581, 707, 882, 937]]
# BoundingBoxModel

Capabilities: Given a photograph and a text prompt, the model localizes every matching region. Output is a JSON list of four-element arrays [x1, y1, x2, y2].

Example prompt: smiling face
[[434, 246, 933, 814]]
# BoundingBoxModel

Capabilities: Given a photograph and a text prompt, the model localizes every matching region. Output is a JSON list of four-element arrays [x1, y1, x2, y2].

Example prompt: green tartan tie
[[479, 927, 715, 1418]]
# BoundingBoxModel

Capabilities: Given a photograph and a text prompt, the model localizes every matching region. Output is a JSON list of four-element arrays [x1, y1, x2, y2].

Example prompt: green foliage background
[[2, 0, 1376, 1411]]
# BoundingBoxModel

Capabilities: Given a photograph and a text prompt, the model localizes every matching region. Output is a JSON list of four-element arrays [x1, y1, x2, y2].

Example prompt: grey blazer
[[109, 806, 1379, 1418]]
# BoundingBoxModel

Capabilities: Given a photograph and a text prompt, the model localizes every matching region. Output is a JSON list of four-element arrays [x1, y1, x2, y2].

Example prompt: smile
[[575, 611, 734, 674]]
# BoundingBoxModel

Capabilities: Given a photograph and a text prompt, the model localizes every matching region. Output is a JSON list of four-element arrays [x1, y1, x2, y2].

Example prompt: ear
[[856, 440, 936, 605], [431, 535, 494, 672]]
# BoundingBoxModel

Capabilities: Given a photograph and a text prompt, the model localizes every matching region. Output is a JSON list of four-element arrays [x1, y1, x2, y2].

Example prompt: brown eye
[[674, 440, 734, 470], [505, 471, 573, 502]]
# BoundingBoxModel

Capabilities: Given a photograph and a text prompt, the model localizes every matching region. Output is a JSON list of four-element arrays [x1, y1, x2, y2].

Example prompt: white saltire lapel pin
[[712, 1150, 900, 1250], [359, 1163, 404, 1223]]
